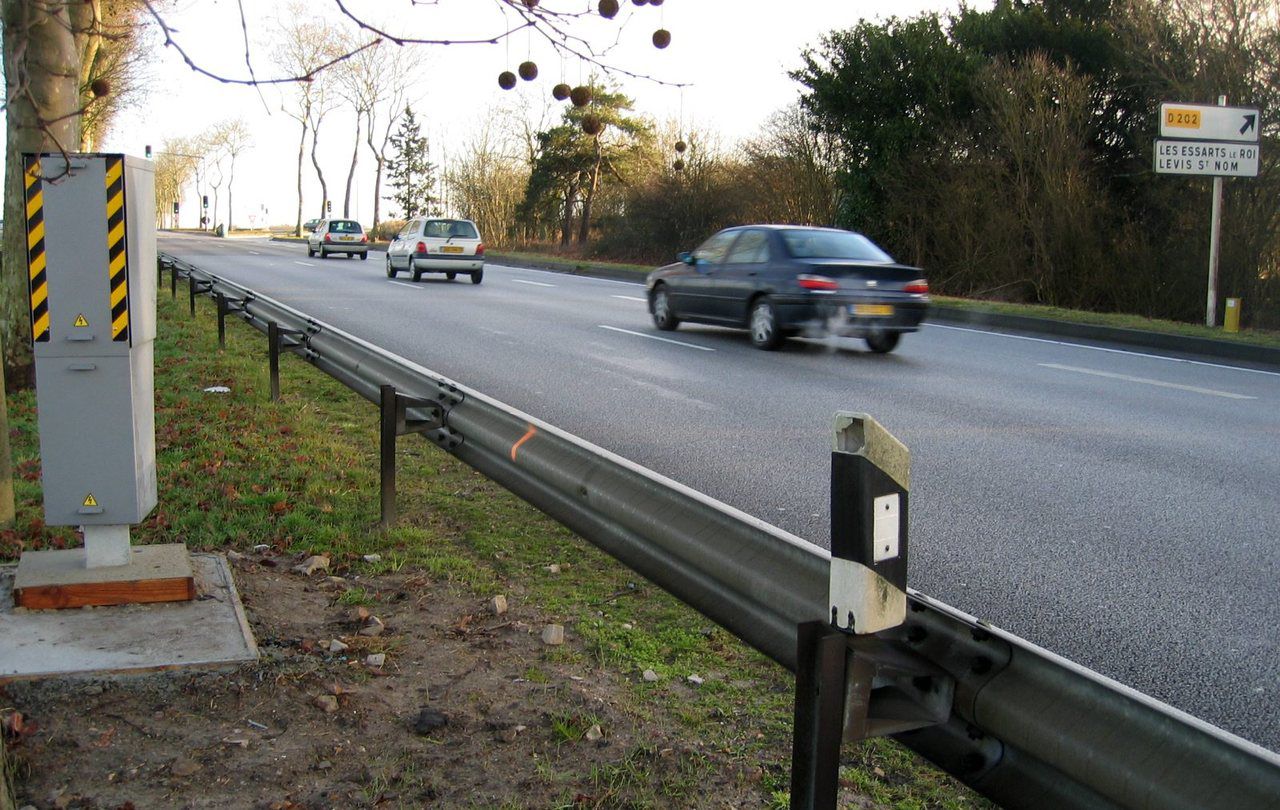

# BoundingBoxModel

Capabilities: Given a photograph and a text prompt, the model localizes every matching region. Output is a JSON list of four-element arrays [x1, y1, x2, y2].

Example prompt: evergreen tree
[[386, 106, 436, 218]]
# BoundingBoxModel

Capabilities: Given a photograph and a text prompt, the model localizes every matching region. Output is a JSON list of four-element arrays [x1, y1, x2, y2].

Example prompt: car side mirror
[[678, 251, 693, 265]]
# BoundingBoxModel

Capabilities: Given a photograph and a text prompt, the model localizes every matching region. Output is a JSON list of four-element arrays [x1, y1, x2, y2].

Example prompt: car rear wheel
[[749, 297, 783, 350], [319, 247, 328, 259], [410, 260, 422, 282], [470, 268, 483, 285], [360, 252, 368, 261], [865, 331, 901, 353], [386, 255, 398, 278], [651, 286, 679, 331]]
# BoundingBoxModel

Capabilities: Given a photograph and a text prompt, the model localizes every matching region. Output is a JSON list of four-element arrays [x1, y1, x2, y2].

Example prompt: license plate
[[338, 235, 353, 241], [440, 245, 464, 254], [853, 304, 893, 317]]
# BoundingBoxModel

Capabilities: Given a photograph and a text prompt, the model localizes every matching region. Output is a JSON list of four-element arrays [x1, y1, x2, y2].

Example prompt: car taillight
[[361, 234, 368, 243], [904, 279, 929, 294], [324, 234, 332, 243], [476, 243, 485, 256], [416, 241, 426, 253], [797, 274, 839, 291]]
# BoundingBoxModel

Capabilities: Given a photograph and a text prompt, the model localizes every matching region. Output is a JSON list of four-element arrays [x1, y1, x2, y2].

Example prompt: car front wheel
[[651, 286, 679, 331], [446, 272, 457, 281], [307, 245, 315, 257], [749, 297, 783, 350], [386, 255, 398, 278], [865, 331, 901, 353]]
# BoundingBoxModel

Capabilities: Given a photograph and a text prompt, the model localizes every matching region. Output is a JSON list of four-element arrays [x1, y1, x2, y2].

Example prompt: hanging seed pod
[[90, 78, 111, 98], [598, 0, 619, 18], [498, 71, 517, 90], [649, 0, 664, 5], [582, 114, 604, 136], [552, 83, 571, 101], [673, 158, 685, 171], [518, 61, 538, 81], [523, 0, 540, 7], [632, 0, 648, 5], [652, 29, 671, 49], [569, 85, 592, 107], [674, 140, 687, 154]]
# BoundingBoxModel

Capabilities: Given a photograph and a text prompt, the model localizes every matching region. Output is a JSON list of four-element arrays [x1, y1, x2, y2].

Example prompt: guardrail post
[[171, 262, 178, 298], [188, 272, 197, 317], [790, 622, 850, 810], [380, 384, 398, 528], [269, 321, 281, 401], [216, 293, 228, 347], [791, 413, 911, 810]]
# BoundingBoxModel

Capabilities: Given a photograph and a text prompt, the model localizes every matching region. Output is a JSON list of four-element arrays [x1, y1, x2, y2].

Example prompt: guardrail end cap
[[833, 412, 910, 490]]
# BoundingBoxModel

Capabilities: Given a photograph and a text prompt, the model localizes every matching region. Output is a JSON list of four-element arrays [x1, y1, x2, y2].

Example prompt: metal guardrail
[[160, 254, 1280, 809]]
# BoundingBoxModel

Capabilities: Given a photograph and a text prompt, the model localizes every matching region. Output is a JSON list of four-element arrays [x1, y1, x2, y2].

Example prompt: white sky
[[96, 0, 981, 228]]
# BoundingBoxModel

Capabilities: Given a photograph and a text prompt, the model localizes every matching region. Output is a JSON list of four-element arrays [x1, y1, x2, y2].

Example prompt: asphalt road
[[161, 234, 1280, 750]]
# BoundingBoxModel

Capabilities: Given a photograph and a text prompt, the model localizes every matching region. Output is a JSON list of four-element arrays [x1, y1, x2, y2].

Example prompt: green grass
[[933, 295, 1280, 348], [2, 287, 990, 808]]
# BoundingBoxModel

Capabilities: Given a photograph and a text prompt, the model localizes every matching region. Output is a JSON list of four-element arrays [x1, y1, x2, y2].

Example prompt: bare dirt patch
[[3, 550, 786, 809]]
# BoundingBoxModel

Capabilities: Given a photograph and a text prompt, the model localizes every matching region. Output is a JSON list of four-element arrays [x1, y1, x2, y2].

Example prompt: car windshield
[[781, 229, 893, 262], [423, 220, 479, 239], [329, 220, 362, 234]]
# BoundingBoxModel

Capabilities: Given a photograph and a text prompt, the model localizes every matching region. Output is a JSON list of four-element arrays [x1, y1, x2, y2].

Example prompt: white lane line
[[249, 250, 261, 255], [389, 281, 421, 290], [1038, 363, 1257, 400], [293, 261, 314, 267], [931, 323, 1280, 378], [511, 279, 556, 288], [486, 264, 644, 287], [611, 295, 647, 303], [598, 325, 715, 352]]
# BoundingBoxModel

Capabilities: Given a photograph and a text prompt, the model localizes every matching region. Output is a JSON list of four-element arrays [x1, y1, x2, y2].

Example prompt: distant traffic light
[[145, 144, 152, 159], [202, 195, 209, 209], [326, 200, 332, 213]]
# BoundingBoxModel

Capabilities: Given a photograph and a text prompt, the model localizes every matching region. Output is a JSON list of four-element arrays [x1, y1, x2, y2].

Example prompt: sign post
[[1154, 98, 1261, 327]]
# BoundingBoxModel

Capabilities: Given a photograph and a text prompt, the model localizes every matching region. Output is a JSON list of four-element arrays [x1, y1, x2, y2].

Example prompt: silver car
[[385, 218, 484, 284], [307, 218, 368, 259]]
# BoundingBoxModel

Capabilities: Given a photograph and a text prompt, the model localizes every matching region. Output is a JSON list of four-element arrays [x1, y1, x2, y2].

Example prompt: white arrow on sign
[[1160, 102, 1261, 143]]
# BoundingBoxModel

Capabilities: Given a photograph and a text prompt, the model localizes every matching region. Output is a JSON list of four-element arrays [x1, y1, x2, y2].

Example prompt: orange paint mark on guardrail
[[511, 424, 537, 461]]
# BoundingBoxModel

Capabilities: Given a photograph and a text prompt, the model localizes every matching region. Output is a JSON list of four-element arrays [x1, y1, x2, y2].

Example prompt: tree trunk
[[227, 158, 235, 231], [1, 0, 84, 525], [310, 117, 329, 218], [577, 141, 603, 245], [343, 115, 361, 218], [294, 114, 308, 236], [560, 186, 576, 247]]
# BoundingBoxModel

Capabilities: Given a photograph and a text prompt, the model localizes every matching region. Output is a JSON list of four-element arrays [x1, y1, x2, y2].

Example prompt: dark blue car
[[645, 225, 930, 352]]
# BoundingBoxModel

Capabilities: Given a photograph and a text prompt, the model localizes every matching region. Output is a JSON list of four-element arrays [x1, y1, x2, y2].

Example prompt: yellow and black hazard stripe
[[24, 156, 49, 343], [105, 155, 130, 343]]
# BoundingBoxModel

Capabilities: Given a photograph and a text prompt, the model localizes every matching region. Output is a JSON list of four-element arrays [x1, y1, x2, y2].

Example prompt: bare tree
[[363, 46, 421, 231], [335, 36, 379, 219], [446, 117, 530, 246], [77, 0, 154, 151], [739, 104, 842, 226], [153, 137, 201, 228], [276, 11, 340, 235]]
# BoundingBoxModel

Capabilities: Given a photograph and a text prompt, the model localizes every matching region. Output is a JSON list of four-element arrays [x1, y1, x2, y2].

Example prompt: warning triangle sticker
[[82, 493, 98, 508], [73, 313, 89, 327]]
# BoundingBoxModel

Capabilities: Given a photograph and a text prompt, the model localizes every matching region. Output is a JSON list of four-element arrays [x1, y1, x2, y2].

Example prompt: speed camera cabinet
[[25, 152, 158, 528]]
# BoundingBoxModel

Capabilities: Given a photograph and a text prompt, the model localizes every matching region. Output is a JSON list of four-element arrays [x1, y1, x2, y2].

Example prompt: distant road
[[161, 233, 1280, 750]]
